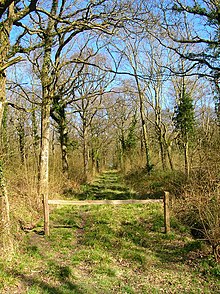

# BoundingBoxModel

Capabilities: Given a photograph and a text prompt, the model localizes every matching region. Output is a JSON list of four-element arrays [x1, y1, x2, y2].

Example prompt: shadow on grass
[[6, 256, 84, 294], [117, 220, 188, 263], [77, 170, 139, 200], [77, 208, 200, 267], [63, 170, 164, 201], [50, 170, 201, 274], [78, 190, 135, 200], [8, 270, 83, 294]]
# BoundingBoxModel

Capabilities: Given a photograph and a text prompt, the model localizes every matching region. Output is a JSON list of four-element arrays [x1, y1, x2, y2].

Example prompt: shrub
[[174, 172, 220, 261]]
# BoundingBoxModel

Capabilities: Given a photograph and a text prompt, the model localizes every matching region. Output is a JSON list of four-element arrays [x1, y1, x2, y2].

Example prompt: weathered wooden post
[[164, 191, 170, 234]]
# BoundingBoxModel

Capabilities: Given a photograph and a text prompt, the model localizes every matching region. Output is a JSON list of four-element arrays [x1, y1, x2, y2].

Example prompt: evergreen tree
[[173, 90, 195, 141], [125, 115, 137, 152], [173, 88, 195, 177]]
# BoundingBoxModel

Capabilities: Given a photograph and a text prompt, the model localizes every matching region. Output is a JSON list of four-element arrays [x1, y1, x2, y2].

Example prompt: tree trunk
[[0, 85, 13, 256], [167, 144, 174, 171], [83, 123, 89, 182], [38, 97, 51, 234], [0, 14, 14, 255], [155, 123, 167, 170], [91, 148, 96, 176], [17, 118, 25, 164], [51, 104, 69, 177], [129, 51, 152, 172], [1, 105, 9, 157], [91, 148, 100, 176], [135, 77, 152, 172], [59, 107, 69, 177], [0, 160, 13, 255], [154, 86, 167, 170], [159, 136, 166, 170], [31, 109, 39, 166], [119, 129, 126, 172], [60, 127, 69, 176], [38, 0, 58, 236], [184, 140, 189, 178]]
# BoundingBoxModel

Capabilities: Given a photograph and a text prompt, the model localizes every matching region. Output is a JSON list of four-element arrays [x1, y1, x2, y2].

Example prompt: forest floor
[[1, 170, 220, 293]]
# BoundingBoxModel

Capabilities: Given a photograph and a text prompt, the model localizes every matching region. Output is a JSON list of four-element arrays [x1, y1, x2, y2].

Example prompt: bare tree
[[157, 0, 220, 119], [111, 37, 153, 172], [0, 0, 38, 257], [138, 40, 174, 171], [19, 0, 138, 233], [107, 83, 138, 172], [72, 54, 113, 181]]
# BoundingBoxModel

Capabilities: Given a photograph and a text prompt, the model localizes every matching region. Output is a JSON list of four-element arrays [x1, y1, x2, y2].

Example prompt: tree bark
[[17, 117, 25, 164], [51, 104, 69, 177], [82, 122, 89, 182], [91, 147, 100, 176], [59, 115, 69, 177], [0, 83, 13, 256], [0, 160, 13, 254], [38, 0, 58, 235], [167, 144, 174, 171], [134, 75, 152, 172], [31, 109, 39, 166], [154, 87, 167, 170], [0, 3, 14, 255], [184, 140, 189, 178], [38, 99, 51, 235], [159, 136, 166, 170]]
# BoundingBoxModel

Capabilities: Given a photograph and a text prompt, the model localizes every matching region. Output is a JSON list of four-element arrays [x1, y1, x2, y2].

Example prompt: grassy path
[[1, 171, 220, 293], [78, 170, 137, 200]]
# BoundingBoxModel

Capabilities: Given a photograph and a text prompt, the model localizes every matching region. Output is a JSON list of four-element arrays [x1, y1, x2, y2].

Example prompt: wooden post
[[164, 191, 170, 234], [43, 196, 49, 236]]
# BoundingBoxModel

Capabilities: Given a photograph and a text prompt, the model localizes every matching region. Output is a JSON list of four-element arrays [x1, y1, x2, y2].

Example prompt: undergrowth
[[124, 168, 186, 199], [125, 167, 220, 261]]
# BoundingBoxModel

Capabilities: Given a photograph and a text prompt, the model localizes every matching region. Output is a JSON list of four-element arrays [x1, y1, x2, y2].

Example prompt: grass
[[78, 171, 136, 200], [0, 170, 220, 293], [124, 168, 186, 198]]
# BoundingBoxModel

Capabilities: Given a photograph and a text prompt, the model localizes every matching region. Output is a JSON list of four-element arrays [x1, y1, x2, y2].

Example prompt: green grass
[[79, 170, 136, 200], [0, 170, 219, 293], [125, 168, 186, 198]]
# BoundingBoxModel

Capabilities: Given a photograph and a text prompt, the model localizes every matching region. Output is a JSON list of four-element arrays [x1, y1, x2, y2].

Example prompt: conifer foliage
[[173, 89, 195, 142]]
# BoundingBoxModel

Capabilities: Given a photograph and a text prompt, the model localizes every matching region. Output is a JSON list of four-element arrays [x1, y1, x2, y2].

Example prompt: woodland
[[0, 0, 220, 291]]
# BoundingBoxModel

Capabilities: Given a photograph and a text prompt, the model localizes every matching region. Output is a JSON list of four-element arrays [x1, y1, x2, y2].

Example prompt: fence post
[[43, 196, 50, 236], [164, 191, 170, 234]]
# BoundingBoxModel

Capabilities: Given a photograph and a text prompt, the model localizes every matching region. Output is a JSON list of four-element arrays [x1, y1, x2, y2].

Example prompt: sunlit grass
[[0, 170, 219, 293]]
